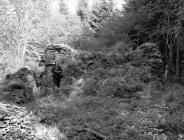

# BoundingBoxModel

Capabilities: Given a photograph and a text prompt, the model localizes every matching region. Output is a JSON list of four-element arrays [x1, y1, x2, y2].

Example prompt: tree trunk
[[164, 64, 168, 81], [168, 47, 173, 77], [163, 44, 168, 81], [176, 43, 180, 81]]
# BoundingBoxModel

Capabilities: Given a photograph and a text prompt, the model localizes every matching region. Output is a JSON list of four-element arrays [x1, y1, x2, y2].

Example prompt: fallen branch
[[83, 128, 107, 140], [65, 125, 108, 140]]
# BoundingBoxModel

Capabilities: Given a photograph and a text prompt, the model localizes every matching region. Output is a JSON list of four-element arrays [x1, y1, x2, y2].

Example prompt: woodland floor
[[26, 77, 184, 140], [1, 50, 184, 140]]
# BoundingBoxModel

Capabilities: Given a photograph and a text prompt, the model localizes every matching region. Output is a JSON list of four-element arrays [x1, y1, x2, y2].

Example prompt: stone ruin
[[40, 44, 82, 87]]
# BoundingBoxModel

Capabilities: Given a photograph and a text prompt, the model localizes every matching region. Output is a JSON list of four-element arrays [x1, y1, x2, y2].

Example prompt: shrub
[[73, 38, 106, 52], [100, 77, 124, 97], [100, 78, 143, 98], [108, 41, 132, 55], [162, 83, 184, 108], [89, 67, 109, 80], [65, 64, 84, 79], [82, 77, 143, 98], [82, 78, 100, 96]]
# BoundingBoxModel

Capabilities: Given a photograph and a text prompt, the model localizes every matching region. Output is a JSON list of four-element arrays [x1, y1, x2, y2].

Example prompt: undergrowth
[[2, 48, 184, 140], [27, 76, 184, 140]]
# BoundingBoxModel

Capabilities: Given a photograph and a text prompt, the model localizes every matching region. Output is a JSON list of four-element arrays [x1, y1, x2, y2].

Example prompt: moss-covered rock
[[1, 68, 38, 104]]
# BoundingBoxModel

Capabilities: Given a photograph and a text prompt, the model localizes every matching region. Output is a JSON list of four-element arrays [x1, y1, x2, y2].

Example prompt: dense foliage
[[0, 0, 82, 77], [76, 0, 184, 81], [1, 0, 184, 140]]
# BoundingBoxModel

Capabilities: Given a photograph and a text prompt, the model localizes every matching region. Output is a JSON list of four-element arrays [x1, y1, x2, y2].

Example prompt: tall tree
[[89, 0, 114, 32], [77, 0, 89, 22], [88, 0, 184, 80], [0, 0, 50, 73]]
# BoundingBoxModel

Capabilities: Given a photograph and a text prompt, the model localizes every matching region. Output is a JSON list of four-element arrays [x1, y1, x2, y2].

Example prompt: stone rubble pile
[[0, 102, 36, 140], [0, 102, 68, 140]]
